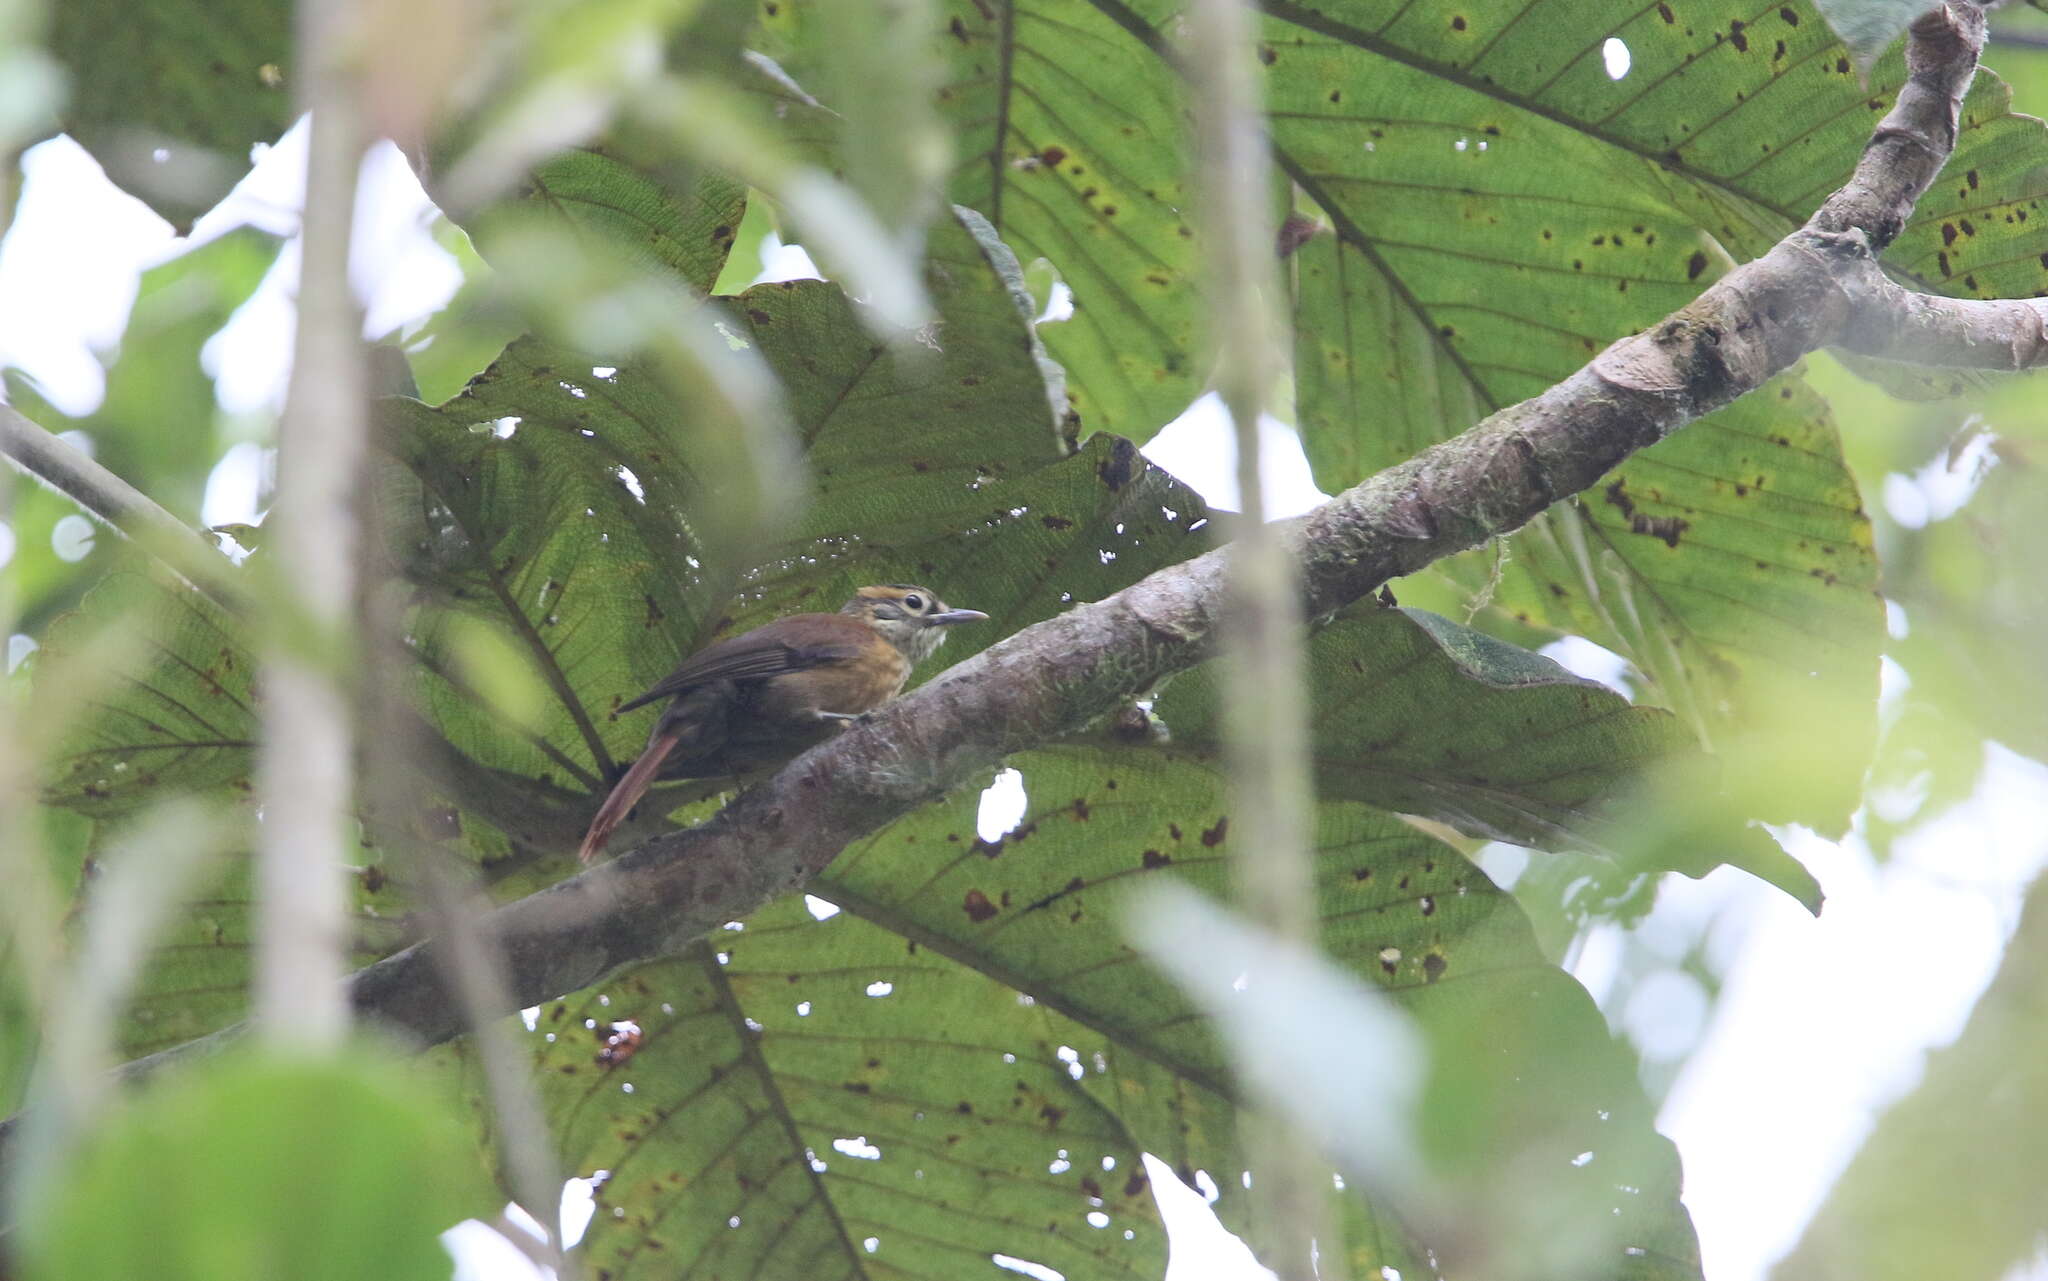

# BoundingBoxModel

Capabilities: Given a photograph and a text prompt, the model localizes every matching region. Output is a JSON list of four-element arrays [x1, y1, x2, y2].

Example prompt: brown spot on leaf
[[1422, 952, 1448, 982], [964, 890, 998, 923], [1143, 849, 1171, 869], [1632, 513, 1689, 547], [1201, 817, 1229, 847]]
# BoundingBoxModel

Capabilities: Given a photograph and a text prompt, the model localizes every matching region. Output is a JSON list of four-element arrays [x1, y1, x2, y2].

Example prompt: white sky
[[4, 132, 2046, 1281]]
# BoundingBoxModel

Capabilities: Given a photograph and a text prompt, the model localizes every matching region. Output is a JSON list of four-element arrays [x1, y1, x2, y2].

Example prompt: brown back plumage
[[577, 585, 986, 864]]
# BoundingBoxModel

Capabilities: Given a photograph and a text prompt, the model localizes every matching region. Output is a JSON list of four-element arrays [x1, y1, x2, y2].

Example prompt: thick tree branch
[[0, 1, 2012, 1145], [1811, 3, 1985, 248]]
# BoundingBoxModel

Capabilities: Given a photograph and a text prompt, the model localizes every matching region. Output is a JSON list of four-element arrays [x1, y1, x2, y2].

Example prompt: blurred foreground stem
[[252, 0, 370, 1048], [1189, 0, 1333, 1276]]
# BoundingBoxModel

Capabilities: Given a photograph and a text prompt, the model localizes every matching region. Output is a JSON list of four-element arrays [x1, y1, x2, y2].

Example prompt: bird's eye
[[903, 593, 925, 610]]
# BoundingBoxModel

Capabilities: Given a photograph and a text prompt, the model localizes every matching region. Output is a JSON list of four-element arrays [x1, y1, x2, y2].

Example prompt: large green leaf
[[458, 142, 750, 305], [24, 1050, 490, 1281], [30, 564, 418, 1059], [46, 0, 293, 227], [1246, 0, 1919, 829], [514, 749, 1694, 1280], [1447, 373, 1880, 830], [757, 0, 1202, 441], [1157, 605, 1692, 851], [112, 845, 414, 1060], [38, 567, 255, 816]]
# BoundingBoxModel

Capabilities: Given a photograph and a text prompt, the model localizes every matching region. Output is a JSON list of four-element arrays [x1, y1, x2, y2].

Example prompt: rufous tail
[[579, 731, 680, 865]]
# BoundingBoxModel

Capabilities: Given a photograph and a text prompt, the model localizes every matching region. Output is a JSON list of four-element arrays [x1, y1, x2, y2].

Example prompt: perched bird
[[577, 584, 987, 864]]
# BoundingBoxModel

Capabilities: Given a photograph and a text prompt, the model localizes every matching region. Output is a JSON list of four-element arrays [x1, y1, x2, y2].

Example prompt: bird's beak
[[926, 608, 989, 626]]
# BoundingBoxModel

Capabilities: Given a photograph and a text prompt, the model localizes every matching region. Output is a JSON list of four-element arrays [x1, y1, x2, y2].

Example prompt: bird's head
[[842, 584, 988, 663]]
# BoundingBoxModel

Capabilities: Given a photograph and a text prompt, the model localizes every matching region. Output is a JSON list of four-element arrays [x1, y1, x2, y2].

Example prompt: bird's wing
[[616, 627, 865, 714]]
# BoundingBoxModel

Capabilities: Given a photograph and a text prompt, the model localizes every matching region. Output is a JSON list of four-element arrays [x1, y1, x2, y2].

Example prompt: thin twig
[[0, 405, 242, 612]]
